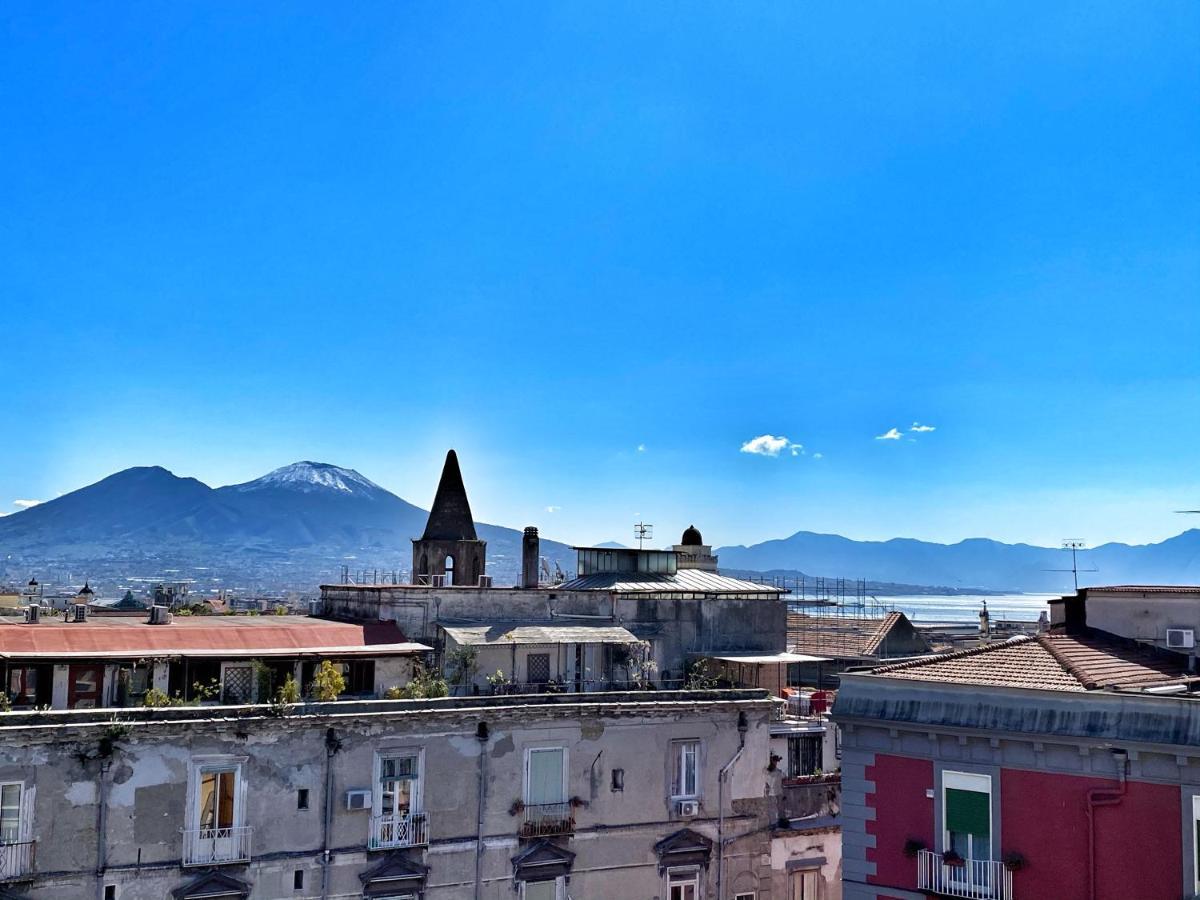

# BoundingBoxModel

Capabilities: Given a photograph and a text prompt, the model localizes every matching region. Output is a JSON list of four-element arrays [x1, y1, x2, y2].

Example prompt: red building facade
[[833, 603, 1200, 900]]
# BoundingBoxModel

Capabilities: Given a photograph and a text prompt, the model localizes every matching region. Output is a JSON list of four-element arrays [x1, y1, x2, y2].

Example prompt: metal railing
[[368, 812, 428, 849], [521, 802, 575, 838], [917, 850, 1012, 899], [0, 840, 35, 880], [181, 825, 252, 866]]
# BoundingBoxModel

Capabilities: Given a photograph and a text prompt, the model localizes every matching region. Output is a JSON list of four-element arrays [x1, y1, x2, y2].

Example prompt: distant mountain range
[[4, 462, 1198, 596], [716, 529, 1200, 594], [0, 462, 575, 589]]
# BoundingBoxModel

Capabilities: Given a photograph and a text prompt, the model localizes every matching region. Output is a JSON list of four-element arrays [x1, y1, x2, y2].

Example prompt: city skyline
[[4, 2, 1198, 548]]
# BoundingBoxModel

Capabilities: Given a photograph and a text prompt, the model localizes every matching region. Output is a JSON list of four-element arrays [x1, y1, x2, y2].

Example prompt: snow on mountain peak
[[237, 462, 385, 496]]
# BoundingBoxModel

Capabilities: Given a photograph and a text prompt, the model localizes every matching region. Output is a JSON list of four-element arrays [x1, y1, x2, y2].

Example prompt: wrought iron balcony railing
[[368, 812, 428, 850], [181, 825, 252, 866]]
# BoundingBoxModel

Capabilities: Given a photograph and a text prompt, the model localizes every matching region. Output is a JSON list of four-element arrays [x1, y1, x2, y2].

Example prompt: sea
[[790, 593, 1055, 625]]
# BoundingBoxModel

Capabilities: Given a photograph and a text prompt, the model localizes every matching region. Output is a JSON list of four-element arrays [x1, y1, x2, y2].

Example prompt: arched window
[[444, 554, 455, 583]]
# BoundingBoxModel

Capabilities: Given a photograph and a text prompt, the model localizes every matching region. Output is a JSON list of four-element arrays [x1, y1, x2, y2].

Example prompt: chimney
[[522, 527, 540, 589]]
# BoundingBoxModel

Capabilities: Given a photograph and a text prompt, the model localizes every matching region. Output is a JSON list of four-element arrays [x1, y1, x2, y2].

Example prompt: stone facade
[[0, 690, 838, 900]]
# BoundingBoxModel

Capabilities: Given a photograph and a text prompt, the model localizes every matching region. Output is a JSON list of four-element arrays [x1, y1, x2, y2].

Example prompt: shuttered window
[[946, 788, 990, 836]]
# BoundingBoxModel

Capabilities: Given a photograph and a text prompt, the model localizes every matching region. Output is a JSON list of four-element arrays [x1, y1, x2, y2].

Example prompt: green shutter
[[946, 788, 989, 836]]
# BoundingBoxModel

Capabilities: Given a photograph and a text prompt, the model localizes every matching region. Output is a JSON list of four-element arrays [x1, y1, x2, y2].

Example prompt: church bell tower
[[412, 450, 487, 586]]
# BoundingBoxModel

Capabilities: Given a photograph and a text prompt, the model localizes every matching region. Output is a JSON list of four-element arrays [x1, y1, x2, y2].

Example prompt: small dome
[[681, 525, 703, 546], [27, 577, 37, 587], [78, 582, 94, 596]]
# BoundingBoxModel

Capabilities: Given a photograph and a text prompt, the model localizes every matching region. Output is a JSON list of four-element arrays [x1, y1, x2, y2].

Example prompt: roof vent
[[72, 603, 88, 623], [24, 604, 40, 624], [1166, 628, 1195, 650], [148, 605, 172, 625]]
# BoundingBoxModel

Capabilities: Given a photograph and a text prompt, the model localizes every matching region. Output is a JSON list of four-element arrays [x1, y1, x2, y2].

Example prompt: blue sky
[[3, 2, 1198, 549]]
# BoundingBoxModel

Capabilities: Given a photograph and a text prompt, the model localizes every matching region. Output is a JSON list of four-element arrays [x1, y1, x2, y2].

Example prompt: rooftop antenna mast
[[1062, 539, 1087, 592], [634, 522, 653, 550]]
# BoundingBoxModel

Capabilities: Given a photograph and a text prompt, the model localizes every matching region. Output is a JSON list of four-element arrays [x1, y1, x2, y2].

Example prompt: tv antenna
[[634, 522, 653, 549], [1060, 539, 1089, 591]]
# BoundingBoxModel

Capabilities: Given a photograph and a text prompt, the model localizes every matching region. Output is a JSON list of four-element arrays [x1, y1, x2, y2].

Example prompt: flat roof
[[440, 622, 640, 646], [708, 652, 830, 664], [558, 568, 784, 597], [0, 616, 430, 660]]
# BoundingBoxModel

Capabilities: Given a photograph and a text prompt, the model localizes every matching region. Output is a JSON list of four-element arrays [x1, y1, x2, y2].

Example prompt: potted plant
[[902, 838, 926, 858], [1002, 850, 1026, 872], [941, 849, 965, 868]]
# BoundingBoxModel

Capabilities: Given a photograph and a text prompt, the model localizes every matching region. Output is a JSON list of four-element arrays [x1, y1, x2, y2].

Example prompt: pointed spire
[[421, 450, 478, 541]]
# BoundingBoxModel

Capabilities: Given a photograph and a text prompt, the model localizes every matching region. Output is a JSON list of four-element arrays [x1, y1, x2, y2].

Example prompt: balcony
[[368, 812, 429, 850], [181, 826, 252, 866], [0, 840, 35, 880], [520, 802, 575, 838], [917, 850, 1013, 900]]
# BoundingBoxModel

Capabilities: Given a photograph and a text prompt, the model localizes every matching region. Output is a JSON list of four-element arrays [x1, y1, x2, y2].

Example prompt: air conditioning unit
[[676, 799, 699, 817], [478, 575, 493, 588], [308, 599, 324, 617], [431, 574, 448, 587], [345, 790, 372, 811], [72, 603, 88, 623], [148, 605, 172, 625], [24, 604, 40, 624], [1166, 628, 1195, 650]]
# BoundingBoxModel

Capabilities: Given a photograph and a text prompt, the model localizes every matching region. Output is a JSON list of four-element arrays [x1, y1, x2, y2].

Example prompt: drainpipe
[[716, 711, 749, 900], [95, 760, 109, 900], [320, 728, 342, 900], [474, 722, 490, 900], [1086, 748, 1128, 900]]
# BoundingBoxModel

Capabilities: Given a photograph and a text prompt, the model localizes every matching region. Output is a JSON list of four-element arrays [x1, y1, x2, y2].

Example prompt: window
[[8, 667, 38, 705], [116, 665, 151, 706], [527, 653, 551, 686], [668, 867, 700, 900], [104, 887, 117, 900], [735, 893, 757, 900], [335, 660, 376, 696], [943, 771, 993, 868], [293, 870, 304, 890], [372, 751, 424, 848], [0, 784, 22, 843], [525, 748, 567, 807], [671, 741, 700, 799], [611, 768, 624, 792], [1193, 796, 1200, 894], [297, 789, 309, 810], [787, 734, 822, 778], [789, 869, 821, 899], [522, 879, 562, 900], [185, 757, 248, 865]]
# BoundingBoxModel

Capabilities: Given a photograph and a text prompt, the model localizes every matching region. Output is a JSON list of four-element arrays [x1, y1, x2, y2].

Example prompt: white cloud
[[545, 505, 561, 513], [740, 434, 803, 457], [636, 443, 646, 453], [12, 499, 42, 509], [812, 452, 824, 459], [875, 428, 903, 441], [910, 422, 937, 433]]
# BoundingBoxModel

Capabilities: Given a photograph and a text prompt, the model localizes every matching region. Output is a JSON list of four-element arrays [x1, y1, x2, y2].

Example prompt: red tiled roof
[[0, 616, 427, 659], [787, 611, 922, 659], [872, 629, 1192, 693]]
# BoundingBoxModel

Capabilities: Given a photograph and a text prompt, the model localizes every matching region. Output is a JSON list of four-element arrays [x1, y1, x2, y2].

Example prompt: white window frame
[[185, 755, 248, 832], [0, 781, 30, 845], [1192, 795, 1200, 894], [788, 868, 822, 900], [521, 878, 565, 900], [373, 748, 424, 817], [523, 746, 569, 807], [941, 771, 992, 858], [671, 739, 701, 800], [667, 866, 701, 900], [734, 892, 757, 900]]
